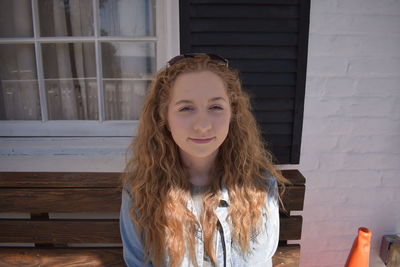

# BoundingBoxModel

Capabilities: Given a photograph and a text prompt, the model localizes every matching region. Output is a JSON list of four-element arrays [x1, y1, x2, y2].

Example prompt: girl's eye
[[210, 105, 223, 110], [178, 106, 223, 112], [179, 106, 193, 112]]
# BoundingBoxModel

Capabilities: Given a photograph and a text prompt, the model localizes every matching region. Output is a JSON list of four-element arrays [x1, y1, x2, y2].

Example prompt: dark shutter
[[179, 0, 310, 164]]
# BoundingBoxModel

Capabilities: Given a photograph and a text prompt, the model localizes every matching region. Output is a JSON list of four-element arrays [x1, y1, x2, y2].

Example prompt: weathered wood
[[0, 220, 121, 244], [282, 169, 306, 185], [280, 216, 302, 241], [0, 246, 299, 267], [0, 248, 124, 267], [0, 188, 121, 213], [0, 171, 305, 266], [0, 170, 304, 212], [0, 216, 301, 243], [281, 185, 305, 211], [0, 172, 120, 187], [0, 187, 303, 213], [0, 170, 304, 186], [272, 245, 300, 266]]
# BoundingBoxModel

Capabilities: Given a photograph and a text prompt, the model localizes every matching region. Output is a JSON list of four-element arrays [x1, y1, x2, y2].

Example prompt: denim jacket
[[119, 175, 279, 267]]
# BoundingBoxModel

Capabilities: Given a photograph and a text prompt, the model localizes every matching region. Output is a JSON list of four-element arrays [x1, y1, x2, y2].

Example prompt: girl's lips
[[189, 137, 215, 144]]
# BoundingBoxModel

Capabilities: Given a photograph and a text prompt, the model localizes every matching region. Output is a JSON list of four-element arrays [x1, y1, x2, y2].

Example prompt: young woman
[[120, 54, 288, 267]]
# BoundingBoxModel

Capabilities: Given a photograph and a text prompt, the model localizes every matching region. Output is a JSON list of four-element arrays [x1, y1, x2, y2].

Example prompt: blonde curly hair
[[121, 54, 288, 267]]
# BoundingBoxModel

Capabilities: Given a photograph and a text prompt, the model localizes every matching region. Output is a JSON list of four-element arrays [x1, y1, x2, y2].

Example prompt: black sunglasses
[[167, 53, 229, 68]]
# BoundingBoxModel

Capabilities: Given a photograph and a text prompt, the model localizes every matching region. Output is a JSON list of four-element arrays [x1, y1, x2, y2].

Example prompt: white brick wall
[[299, 0, 400, 266]]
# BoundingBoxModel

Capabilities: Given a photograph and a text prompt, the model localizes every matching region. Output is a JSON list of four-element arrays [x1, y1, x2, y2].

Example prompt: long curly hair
[[121, 54, 288, 267]]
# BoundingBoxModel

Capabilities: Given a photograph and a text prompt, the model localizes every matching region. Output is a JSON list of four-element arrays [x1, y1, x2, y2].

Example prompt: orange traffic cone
[[345, 227, 372, 267]]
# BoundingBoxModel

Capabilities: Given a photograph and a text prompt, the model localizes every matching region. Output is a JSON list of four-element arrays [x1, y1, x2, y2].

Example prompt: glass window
[[102, 42, 155, 120], [0, 44, 40, 120], [99, 0, 156, 37], [0, 0, 161, 136], [42, 43, 98, 120], [0, 0, 33, 38], [38, 0, 94, 37]]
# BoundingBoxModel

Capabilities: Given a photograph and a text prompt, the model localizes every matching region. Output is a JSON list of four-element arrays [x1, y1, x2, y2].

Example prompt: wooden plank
[[281, 170, 306, 185], [280, 216, 302, 241], [0, 216, 301, 243], [0, 185, 302, 213], [0, 220, 121, 244], [0, 188, 121, 213], [0, 248, 124, 267], [0, 245, 299, 267], [0, 172, 120, 188], [272, 245, 300, 266], [0, 170, 305, 212], [280, 185, 305, 211], [189, 5, 299, 19], [191, 32, 298, 46], [0, 170, 305, 187], [190, 18, 299, 33]]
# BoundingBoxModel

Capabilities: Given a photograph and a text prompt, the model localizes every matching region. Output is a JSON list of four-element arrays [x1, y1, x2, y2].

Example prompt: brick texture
[[298, 0, 400, 266]]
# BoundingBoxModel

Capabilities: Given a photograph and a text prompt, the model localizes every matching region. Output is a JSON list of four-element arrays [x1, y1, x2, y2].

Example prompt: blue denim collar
[[220, 184, 230, 206]]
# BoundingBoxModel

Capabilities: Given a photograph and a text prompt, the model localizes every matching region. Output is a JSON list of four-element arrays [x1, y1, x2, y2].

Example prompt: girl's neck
[[180, 149, 218, 186]]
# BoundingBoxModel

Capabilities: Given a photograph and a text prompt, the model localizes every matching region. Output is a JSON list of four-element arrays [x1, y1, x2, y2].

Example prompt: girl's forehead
[[170, 71, 228, 98]]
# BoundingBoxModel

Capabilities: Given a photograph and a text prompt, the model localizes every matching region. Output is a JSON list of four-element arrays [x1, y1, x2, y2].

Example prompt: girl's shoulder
[[260, 169, 278, 194]]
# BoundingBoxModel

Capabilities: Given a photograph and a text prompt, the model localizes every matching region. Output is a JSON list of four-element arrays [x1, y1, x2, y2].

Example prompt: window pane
[[38, 0, 94, 37], [0, 44, 40, 120], [99, 0, 155, 37], [101, 42, 155, 79], [0, 0, 33, 38], [102, 42, 155, 120], [42, 43, 98, 120], [104, 80, 149, 120]]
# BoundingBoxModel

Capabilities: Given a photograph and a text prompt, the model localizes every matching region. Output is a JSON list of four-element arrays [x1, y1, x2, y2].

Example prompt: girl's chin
[[180, 148, 219, 159]]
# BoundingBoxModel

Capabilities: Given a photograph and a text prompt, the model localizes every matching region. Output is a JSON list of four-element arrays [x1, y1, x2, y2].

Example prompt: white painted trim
[[0, 137, 131, 156], [32, 0, 48, 122], [93, 0, 104, 122], [0, 121, 138, 137], [156, 0, 167, 69], [166, 0, 181, 60], [0, 37, 158, 44]]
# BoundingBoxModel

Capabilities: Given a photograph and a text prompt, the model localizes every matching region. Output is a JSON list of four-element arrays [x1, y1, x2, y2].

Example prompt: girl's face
[[167, 70, 232, 160]]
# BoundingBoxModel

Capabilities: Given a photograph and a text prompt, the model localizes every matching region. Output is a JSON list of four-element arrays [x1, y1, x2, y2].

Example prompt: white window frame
[[0, 0, 180, 137]]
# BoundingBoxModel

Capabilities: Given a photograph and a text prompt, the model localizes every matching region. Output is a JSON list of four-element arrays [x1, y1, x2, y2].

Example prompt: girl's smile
[[189, 137, 215, 144]]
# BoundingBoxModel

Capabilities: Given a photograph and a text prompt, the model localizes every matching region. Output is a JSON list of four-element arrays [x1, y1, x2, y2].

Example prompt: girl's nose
[[193, 113, 212, 133]]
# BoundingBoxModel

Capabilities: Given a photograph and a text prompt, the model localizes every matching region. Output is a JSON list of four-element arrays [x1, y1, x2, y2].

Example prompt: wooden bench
[[0, 170, 305, 266]]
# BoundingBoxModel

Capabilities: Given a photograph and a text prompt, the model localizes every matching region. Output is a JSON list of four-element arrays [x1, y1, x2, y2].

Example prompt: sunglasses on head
[[167, 53, 229, 68]]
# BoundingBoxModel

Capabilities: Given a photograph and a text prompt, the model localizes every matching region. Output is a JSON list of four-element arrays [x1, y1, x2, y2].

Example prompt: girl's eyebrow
[[174, 97, 227, 106]]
